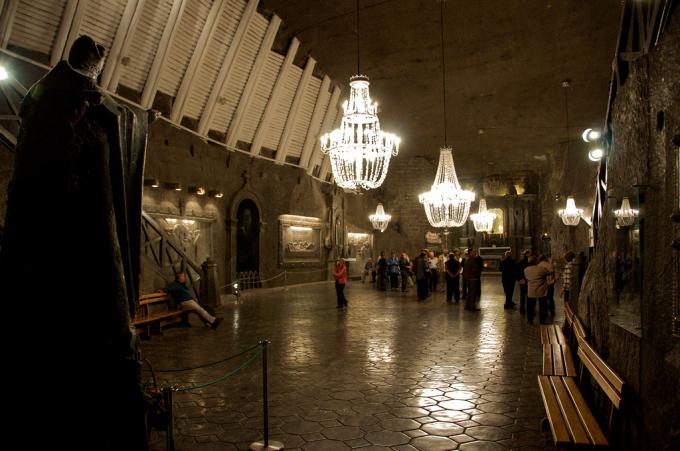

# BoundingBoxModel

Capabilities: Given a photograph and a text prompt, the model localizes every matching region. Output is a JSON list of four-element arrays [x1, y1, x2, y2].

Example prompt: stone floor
[[143, 276, 558, 451]]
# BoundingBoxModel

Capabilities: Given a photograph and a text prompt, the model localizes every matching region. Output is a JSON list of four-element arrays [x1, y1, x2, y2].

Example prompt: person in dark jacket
[[165, 272, 222, 328], [463, 249, 484, 311], [377, 251, 388, 291], [499, 251, 516, 309], [515, 249, 532, 315], [445, 251, 462, 303], [413, 250, 430, 300]]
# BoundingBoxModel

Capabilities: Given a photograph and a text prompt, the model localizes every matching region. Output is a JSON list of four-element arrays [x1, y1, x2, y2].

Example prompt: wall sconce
[[188, 186, 206, 195], [208, 190, 223, 198], [614, 197, 639, 228], [165, 182, 182, 191], [588, 147, 605, 162], [581, 128, 602, 142], [144, 178, 160, 188], [558, 196, 583, 226]]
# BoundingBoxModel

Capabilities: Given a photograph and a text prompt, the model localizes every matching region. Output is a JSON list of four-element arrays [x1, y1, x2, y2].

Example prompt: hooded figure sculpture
[[0, 36, 149, 449]]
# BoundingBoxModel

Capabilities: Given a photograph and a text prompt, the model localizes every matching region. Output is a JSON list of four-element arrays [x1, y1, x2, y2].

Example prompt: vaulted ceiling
[[263, 0, 622, 177]]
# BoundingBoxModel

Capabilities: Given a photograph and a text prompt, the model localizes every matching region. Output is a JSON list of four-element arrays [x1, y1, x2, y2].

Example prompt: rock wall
[[551, 8, 680, 448]]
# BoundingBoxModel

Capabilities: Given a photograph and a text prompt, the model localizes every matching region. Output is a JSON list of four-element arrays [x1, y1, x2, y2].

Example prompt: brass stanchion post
[[249, 341, 283, 451]]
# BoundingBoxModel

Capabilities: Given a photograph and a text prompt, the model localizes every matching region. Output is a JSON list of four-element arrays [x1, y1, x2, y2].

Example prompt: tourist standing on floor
[[363, 258, 374, 284], [515, 249, 531, 315], [428, 251, 439, 292], [461, 248, 470, 300], [388, 252, 400, 291], [499, 251, 516, 309], [399, 252, 411, 293], [413, 250, 430, 300], [333, 258, 348, 308], [463, 249, 483, 311], [539, 254, 556, 319], [377, 251, 388, 291], [437, 252, 447, 291], [560, 251, 575, 304], [524, 255, 551, 324], [445, 252, 462, 303]]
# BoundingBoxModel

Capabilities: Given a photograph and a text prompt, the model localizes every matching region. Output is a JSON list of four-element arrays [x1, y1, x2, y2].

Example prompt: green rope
[[146, 343, 262, 373], [173, 346, 263, 392]]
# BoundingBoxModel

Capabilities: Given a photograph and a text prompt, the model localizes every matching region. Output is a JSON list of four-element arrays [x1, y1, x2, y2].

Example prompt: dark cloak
[[0, 61, 148, 449]]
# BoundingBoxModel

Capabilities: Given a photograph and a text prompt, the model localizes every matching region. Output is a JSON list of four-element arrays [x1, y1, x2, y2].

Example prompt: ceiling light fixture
[[419, 0, 474, 228], [588, 147, 605, 162], [470, 129, 495, 232], [369, 203, 391, 232], [319, 0, 400, 192], [0, 66, 8, 81]]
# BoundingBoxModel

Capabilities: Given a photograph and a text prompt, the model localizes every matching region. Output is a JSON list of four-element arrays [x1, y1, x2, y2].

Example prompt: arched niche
[[228, 187, 264, 283]]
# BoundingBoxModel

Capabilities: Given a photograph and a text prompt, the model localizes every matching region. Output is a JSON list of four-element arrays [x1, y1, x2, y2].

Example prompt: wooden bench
[[133, 292, 187, 337], [538, 335, 625, 447], [541, 324, 567, 344], [543, 344, 577, 377]]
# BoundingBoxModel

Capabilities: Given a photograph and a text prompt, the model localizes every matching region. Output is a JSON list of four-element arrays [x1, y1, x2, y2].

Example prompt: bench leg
[[540, 417, 550, 432], [149, 321, 162, 335]]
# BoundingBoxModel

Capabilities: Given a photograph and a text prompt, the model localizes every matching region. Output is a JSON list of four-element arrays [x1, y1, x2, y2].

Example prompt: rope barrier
[[172, 346, 263, 392], [143, 343, 261, 373], [220, 267, 330, 290]]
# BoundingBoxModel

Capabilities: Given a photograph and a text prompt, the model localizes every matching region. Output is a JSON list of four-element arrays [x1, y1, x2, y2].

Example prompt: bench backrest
[[576, 335, 625, 409], [139, 292, 171, 306], [573, 313, 588, 342]]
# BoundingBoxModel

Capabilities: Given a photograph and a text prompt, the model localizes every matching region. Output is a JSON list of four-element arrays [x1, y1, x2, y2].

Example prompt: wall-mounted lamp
[[582, 128, 602, 143], [558, 196, 583, 226], [614, 197, 639, 228], [588, 147, 605, 162], [188, 186, 206, 195], [290, 226, 313, 231], [165, 182, 182, 191], [208, 190, 223, 198], [0, 66, 9, 81], [144, 178, 160, 188]]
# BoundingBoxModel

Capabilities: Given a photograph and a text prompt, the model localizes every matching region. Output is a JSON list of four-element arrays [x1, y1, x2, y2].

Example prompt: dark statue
[[236, 199, 259, 272], [0, 36, 149, 449]]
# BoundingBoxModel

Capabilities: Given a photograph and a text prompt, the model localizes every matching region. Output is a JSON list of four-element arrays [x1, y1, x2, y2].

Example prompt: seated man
[[165, 272, 223, 329]]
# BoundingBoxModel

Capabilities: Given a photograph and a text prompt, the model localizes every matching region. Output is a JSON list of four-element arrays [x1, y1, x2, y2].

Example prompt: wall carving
[[279, 215, 324, 268]]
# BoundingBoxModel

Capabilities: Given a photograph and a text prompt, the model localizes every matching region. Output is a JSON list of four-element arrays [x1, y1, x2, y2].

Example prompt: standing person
[[428, 251, 439, 293], [445, 252, 462, 303], [560, 251, 576, 305], [524, 256, 551, 324], [515, 249, 532, 315], [399, 252, 411, 293], [499, 251, 516, 309], [165, 272, 223, 329], [362, 258, 374, 284], [539, 255, 556, 319], [461, 248, 470, 300], [413, 250, 430, 300], [333, 258, 348, 308], [377, 251, 388, 291], [388, 252, 400, 291], [463, 249, 483, 311], [437, 252, 447, 291]]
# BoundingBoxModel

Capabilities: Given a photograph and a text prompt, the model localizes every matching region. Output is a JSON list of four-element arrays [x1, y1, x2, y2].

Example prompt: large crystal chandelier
[[471, 198, 496, 232], [369, 203, 391, 232], [614, 197, 639, 228], [419, 2, 474, 228], [559, 196, 583, 226], [420, 148, 475, 227], [320, 76, 400, 191], [319, 0, 399, 191]]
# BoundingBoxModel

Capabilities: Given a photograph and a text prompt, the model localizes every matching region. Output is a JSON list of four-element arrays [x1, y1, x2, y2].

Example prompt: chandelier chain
[[356, 0, 361, 74], [440, 0, 447, 146]]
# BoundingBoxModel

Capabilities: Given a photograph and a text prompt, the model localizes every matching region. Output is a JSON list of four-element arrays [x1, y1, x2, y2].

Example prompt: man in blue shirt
[[165, 272, 223, 329]]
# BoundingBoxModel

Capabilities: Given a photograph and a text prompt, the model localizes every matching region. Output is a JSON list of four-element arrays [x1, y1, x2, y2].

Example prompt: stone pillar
[[201, 257, 221, 308]]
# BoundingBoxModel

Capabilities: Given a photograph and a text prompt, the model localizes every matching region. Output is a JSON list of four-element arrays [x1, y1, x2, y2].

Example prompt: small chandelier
[[614, 197, 639, 228], [369, 203, 391, 232], [471, 198, 496, 232], [420, 148, 475, 228], [558, 196, 583, 226]]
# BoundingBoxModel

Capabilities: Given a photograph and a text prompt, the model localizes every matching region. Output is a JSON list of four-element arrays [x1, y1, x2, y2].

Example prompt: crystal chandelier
[[319, 0, 399, 191], [369, 203, 391, 232], [558, 196, 583, 226], [614, 197, 639, 228], [420, 148, 475, 228], [471, 198, 496, 232], [419, 3, 474, 228]]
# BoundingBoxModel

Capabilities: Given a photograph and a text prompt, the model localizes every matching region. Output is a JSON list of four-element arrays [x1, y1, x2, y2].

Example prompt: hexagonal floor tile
[[411, 436, 459, 451], [421, 421, 464, 436], [364, 430, 411, 446], [465, 425, 512, 441]]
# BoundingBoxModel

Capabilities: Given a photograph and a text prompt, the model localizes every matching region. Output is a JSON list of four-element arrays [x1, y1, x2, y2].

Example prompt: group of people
[[339, 248, 488, 311], [334, 247, 578, 323], [499, 249, 576, 324]]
